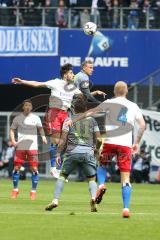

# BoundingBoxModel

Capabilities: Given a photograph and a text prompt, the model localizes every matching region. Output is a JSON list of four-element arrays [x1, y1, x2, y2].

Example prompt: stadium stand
[[0, 0, 160, 29]]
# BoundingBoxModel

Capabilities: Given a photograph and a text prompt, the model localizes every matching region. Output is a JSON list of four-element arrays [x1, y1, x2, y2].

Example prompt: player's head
[[81, 60, 94, 76], [60, 63, 74, 82], [22, 99, 33, 114], [73, 94, 87, 113], [114, 81, 128, 97]]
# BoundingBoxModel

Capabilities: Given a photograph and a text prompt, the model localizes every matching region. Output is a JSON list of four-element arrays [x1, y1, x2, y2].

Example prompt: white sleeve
[[94, 125, 100, 132], [98, 100, 108, 111], [93, 118, 100, 132], [134, 104, 143, 120], [45, 79, 59, 89], [74, 88, 82, 95], [10, 117, 18, 130], [36, 116, 42, 127]]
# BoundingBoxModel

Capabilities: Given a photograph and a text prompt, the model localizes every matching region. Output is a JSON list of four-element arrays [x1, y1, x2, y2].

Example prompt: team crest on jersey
[[80, 81, 89, 89], [64, 83, 76, 92]]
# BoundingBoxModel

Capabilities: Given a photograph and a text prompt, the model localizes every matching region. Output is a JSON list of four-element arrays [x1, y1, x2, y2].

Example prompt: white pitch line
[[0, 211, 158, 216]]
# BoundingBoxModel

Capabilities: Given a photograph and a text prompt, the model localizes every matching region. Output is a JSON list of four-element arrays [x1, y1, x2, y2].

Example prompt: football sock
[[49, 143, 58, 167], [12, 170, 20, 189], [31, 171, 39, 191], [54, 177, 65, 199], [122, 183, 132, 209], [88, 180, 97, 199], [97, 166, 107, 186]]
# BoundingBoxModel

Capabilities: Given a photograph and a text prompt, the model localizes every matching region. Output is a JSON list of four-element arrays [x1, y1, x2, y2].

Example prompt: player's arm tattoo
[[135, 117, 146, 144], [135, 127, 145, 144]]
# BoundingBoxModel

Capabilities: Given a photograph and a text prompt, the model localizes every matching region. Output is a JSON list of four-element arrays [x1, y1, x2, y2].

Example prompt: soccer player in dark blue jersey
[[74, 60, 106, 103]]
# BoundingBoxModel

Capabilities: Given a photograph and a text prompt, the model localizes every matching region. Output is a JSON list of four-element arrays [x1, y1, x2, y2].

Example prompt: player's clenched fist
[[12, 78, 23, 84]]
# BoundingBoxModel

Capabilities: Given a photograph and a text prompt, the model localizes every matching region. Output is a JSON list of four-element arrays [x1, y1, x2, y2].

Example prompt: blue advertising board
[[0, 28, 160, 85], [0, 27, 58, 56]]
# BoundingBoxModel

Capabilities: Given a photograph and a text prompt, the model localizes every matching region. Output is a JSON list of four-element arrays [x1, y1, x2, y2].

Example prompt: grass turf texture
[[0, 179, 160, 240]]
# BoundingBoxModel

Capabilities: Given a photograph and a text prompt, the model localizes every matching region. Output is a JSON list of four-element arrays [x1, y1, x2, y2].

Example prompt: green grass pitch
[[0, 179, 160, 240]]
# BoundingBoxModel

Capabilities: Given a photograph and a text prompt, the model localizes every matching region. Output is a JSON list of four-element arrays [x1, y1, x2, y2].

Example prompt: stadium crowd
[[0, 0, 160, 28]]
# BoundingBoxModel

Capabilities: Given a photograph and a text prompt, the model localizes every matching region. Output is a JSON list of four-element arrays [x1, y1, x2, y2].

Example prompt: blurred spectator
[[127, 0, 139, 29], [80, 8, 90, 27], [132, 151, 143, 183], [153, 0, 160, 28], [22, 0, 42, 26], [48, 0, 58, 7], [66, 0, 79, 27], [111, 0, 120, 28], [55, 0, 68, 27], [142, 153, 150, 183], [12, 0, 24, 25], [1, 0, 160, 29], [122, 0, 130, 6], [77, 0, 92, 7], [141, 0, 155, 28], [132, 149, 150, 183], [98, 0, 112, 28], [45, 0, 56, 26], [0, 140, 15, 178], [0, 0, 13, 26], [91, 0, 101, 27]]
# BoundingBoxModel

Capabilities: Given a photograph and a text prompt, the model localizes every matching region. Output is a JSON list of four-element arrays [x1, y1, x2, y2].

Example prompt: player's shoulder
[[125, 98, 140, 109], [46, 78, 61, 84], [12, 113, 21, 122], [86, 116, 98, 124], [30, 113, 41, 120], [75, 71, 89, 81]]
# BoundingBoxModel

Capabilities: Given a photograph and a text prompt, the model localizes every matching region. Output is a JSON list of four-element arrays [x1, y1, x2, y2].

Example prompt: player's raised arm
[[12, 77, 47, 88], [65, 105, 103, 127], [91, 90, 107, 99], [81, 87, 101, 103]]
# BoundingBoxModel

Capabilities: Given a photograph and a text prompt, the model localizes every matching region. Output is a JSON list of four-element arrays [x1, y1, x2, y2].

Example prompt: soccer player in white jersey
[[12, 64, 81, 178], [10, 99, 47, 200], [64, 81, 146, 218]]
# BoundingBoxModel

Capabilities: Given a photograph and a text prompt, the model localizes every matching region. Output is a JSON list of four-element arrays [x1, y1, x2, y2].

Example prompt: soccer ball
[[83, 22, 97, 36]]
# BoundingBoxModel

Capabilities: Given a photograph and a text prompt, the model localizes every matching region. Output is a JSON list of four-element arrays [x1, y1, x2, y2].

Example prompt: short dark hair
[[22, 99, 32, 106], [60, 63, 73, 78], [81, 60, 93, 69], [73, 95, 87, 113]]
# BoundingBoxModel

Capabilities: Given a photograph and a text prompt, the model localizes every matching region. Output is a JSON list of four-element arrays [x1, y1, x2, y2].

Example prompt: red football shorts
[[44, 108, 68, 135], [99, 144, 132, 172], [14, 150, 38, 167]]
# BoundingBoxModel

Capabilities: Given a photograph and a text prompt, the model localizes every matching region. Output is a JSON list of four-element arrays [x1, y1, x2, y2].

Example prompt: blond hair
[[114, 81, 128, 96]]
